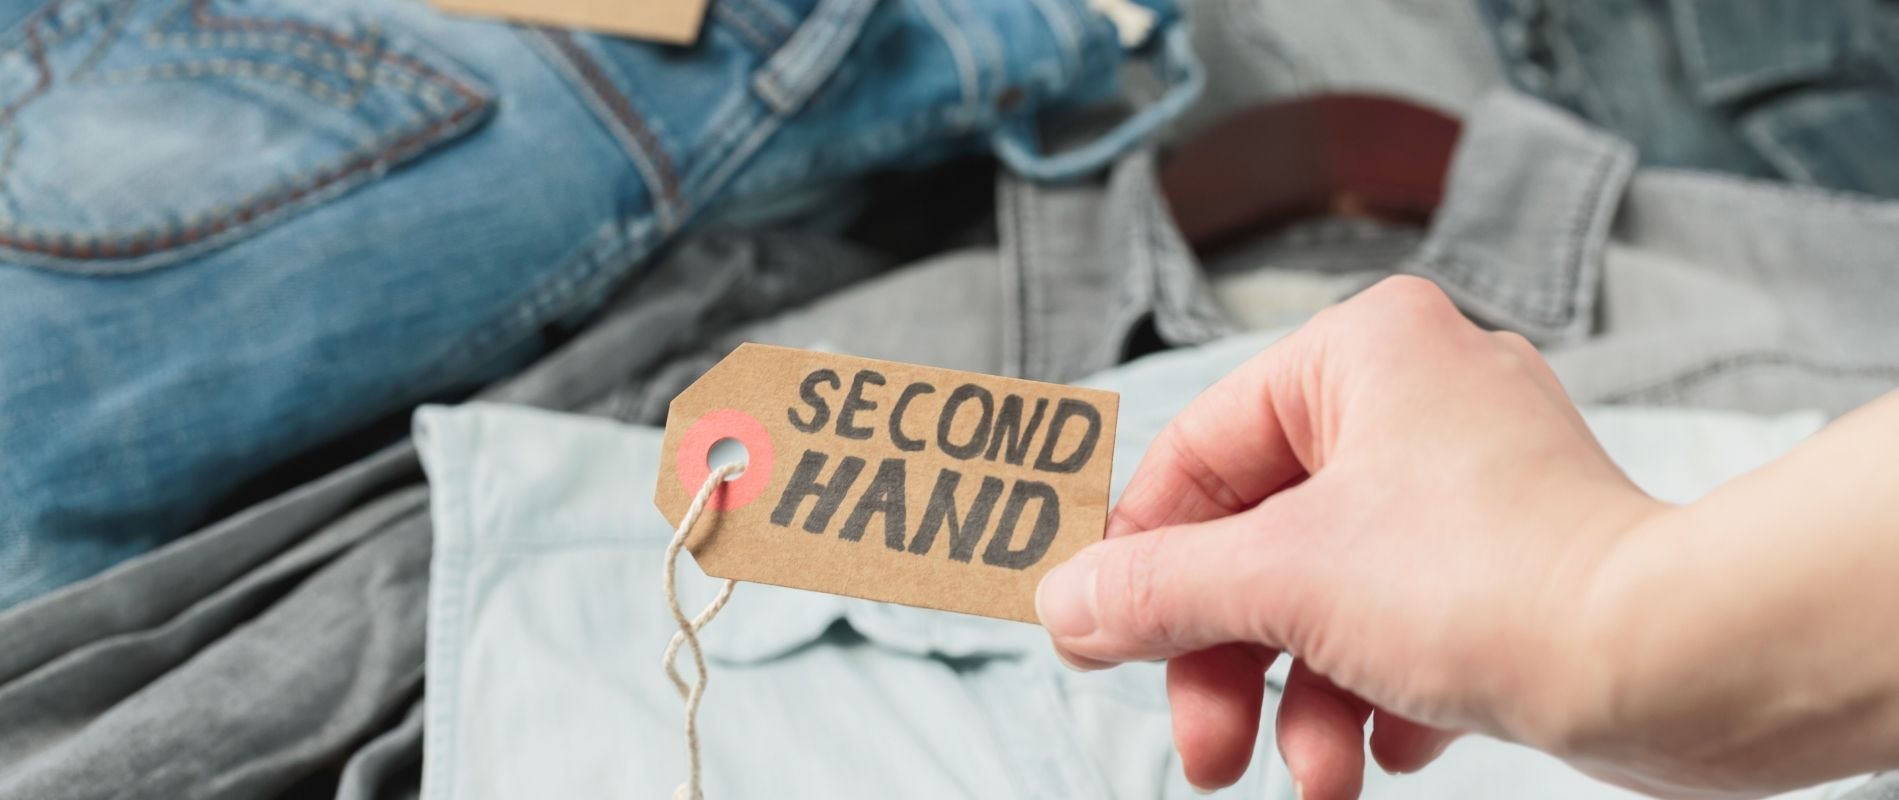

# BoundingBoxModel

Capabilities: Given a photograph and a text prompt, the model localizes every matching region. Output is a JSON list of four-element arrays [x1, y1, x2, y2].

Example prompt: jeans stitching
[[78, 59, 372, 107], [534, 29, 684, 229], [141, 32, 407, 104], [916, 0, 980, 122], [1000, 175, 1028, 379], [67, 0, 131, 79], [0, 7, 53, 128], [945, 0, 1004, 104], [0, 0, 488, 263], [1022, 0, 1080, 81], [711, 3, 775, 53], [729, 0, 794, 41], [1417, 126, 1623, 331]]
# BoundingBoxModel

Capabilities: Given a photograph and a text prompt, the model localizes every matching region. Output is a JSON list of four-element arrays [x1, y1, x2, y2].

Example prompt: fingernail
[[1036, 549, 1101, 638], [1189, 784, 1215, 796], [1294, 781, 1305, 800]]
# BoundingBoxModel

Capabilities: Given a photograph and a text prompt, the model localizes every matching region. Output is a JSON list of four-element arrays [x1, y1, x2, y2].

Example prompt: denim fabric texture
[[1477, 0, 1899, 197], [0, 230, 892, 800], [1405, 90, 1899, 416], [415, 338, 1856, 800], [606, 149, 1235, 423], [0, 0, 1189, 608]]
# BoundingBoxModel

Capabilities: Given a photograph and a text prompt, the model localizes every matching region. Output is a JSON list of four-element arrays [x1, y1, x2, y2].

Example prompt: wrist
[[1512, 491, 1677, 760], [1542, 491, 1899, 789]]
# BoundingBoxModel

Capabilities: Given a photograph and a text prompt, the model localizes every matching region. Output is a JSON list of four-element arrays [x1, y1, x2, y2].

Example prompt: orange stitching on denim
[[0, 5, 55, 128], [541, 29, 684, 219], [0, 0, 490, 260]]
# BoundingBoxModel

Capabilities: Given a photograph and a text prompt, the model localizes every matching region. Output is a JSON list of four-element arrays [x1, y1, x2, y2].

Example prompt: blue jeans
[[0, 0, 1199, 607]]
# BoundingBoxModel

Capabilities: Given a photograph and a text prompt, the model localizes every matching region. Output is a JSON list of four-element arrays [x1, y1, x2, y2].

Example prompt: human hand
[[1036, 276, 1670, 797]]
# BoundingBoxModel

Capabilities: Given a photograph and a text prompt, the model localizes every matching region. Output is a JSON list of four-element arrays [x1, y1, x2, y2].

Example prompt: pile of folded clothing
[[3, 0, 1896, 797]]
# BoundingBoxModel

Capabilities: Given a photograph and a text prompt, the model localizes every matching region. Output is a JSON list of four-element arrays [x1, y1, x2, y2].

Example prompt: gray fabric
[[0, 498, 430, 799], [0, 232, 890, 800], [336, 700, 425, 800], [606, 151, 1235, 423], [1178, 0, 1504, 135], [1406, 90, 1899, 417]]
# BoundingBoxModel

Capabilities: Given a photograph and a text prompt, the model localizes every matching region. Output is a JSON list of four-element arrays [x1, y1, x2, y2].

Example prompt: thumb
[[1037, 493, 1331, 665]]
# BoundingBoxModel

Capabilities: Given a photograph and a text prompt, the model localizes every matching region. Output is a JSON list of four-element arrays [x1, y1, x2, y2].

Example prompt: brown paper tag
[[430, 0, 709, 44], [655, 344, 1119, 624]]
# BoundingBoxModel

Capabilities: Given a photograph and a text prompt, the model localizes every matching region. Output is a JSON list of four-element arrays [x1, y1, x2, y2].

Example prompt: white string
[[663, 462, 742, 800]]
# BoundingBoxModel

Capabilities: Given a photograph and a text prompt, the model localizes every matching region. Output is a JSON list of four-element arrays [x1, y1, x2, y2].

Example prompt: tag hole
[[706, 438, 749, 481]]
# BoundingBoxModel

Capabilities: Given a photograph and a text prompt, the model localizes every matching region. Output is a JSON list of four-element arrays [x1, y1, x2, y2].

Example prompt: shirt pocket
[[0, 0, 492, 275]]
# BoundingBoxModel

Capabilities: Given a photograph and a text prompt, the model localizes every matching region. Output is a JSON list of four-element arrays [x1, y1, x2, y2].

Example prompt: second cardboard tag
[[656, 344, 1119, 623]]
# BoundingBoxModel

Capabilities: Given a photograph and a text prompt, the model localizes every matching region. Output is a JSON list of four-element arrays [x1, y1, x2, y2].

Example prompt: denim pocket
[[0, 0, 493, 274]]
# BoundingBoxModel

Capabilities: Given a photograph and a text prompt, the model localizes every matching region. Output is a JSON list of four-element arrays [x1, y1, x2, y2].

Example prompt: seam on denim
[[1672, 0, 1715, 100], [711, 3, 775, 52], [79, 59, 369, 106], [138, 13, 409, 111], [999, 175, 1027, 379], [717, 105, 973, 197], [1640, 165, 1899, 210], [186, 0, 459, 90], [945, 0, 1003, 103], [0, 96, 485, 267], [68, 0, 130, 79], [143, 32, 401, 101], [1739, 94, 1853, 185], [532, 29, 683, 230], [916, 0, 980, 121], [420, 420, 471, 800], [753, 0, 866, 114], [1545, 3, 1616, 130], [1553, 129, 1626, 328], [0, 126, 17, 186], [1137, 152, 1225, 342], [0, 0, 487, 264], [1022, 0, 1080, 82], [10, 0, 93, 51], [0, 6, 53, 128], [1675, 0, 1839, 104], [687, 97, 772, 199], [1421, 129, 1624, 332], [1418, 247, 1570, 327], [689, 107, 775, 205], [0, 100, 485, 267], [407, 5, 802, 388], [1591, 351, 1899, 405], [682, 84, 753, 186], [1021, 177, 1050, 380], [424, 59, 769, 391], [728, 0, 794, 40]]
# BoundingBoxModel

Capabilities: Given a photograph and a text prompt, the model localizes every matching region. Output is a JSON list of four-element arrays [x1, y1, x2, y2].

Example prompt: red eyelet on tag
[[675, 408, 774, 512]]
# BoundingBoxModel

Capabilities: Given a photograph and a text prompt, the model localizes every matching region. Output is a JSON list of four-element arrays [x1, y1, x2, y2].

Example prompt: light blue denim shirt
[[415, 333, 1868, 800]]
